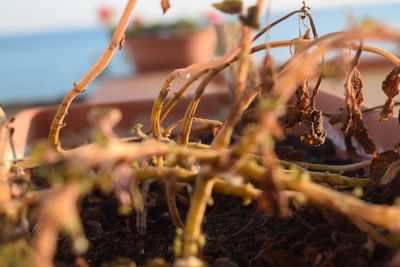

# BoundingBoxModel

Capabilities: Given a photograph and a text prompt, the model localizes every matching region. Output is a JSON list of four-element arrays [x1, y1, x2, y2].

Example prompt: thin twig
[[160, 70, 208, 124], [48, 0, 138, 151], [164, 117, 222, 138], [178, 68, 225, 145]]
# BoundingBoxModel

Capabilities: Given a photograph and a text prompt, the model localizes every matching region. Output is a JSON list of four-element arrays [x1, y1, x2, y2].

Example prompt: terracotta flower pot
[[11, 89, 399, 159], [11, 93, 230, 158], [125, 27, 216, 72]]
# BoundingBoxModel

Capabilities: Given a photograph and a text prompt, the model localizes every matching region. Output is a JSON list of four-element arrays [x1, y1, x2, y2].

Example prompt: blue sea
[[1, 3, 400, 105]]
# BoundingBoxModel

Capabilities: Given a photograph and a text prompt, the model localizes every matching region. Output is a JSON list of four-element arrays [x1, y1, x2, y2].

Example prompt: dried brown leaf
[[379, 66, 400, 120], [379, 98, 395, 120], [352, 109, 377, 155], [161, 0, 170, 14], [331, 52, 377, 156], [343, 124, 359, 158], [212, 0, 243, 15], [285, 109, 327, 147], [352, 68, 364, 105]]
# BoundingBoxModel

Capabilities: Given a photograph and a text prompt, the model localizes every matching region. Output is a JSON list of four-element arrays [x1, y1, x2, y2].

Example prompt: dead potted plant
[[3, 1, 400, 267]]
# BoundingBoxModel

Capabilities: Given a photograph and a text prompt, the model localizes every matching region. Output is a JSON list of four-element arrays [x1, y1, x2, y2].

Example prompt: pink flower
[[206, 11, 225, 24], [98, 6, 115, 25]]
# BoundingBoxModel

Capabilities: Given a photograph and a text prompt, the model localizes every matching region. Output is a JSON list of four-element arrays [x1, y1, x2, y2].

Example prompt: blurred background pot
[[11, 92, 229, 158], [125, 27, 216, 72]]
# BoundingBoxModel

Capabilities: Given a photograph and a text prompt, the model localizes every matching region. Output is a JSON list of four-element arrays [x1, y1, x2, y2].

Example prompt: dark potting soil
[[54, 137, 399, 267]]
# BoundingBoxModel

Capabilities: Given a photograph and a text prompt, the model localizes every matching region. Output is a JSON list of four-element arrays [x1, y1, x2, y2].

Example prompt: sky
[[0, 0, 399, 35]]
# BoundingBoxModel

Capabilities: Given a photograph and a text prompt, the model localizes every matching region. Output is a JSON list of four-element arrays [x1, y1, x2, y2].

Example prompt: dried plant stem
[[48, 25, 400, 153], [167, 47, 241, 82], [278, 27, 400, 104], [182, 169, 217, 257], [135, 166, 261, 200], [169, 4, 303, 82], [285, 160, 371, 172], [282, 173, 400, 232], [253, 9, 303, 41], [165, 179, 185, 229], [235, 25, 254, 103], [154, 37, 383, 143], [181, 2, 269, 257], [48, 0, 137, 151], [282, 170, 373, 187], [240, 161, 373, 187], [211, 85, 261, 150], [160, 70, 207, 124], [151, 78, 174, 140], [278, 29, 400, 85], [178, 68, 225, 145], [164, 118, 222, 138]]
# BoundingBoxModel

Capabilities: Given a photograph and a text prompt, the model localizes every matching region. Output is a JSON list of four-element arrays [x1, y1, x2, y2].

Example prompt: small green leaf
[[212, 0, 243, 15]]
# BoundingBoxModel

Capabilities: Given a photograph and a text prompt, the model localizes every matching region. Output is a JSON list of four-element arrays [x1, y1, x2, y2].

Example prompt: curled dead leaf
[[379, 66, 400, 120], [285, 109, 327, 147], [329, 57, 376, 157], [352, 110, 377, 155], [294, 79, 310, 111]]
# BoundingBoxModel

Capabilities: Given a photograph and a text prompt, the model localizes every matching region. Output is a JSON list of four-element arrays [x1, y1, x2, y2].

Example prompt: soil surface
[[54, 136, 399, 267]]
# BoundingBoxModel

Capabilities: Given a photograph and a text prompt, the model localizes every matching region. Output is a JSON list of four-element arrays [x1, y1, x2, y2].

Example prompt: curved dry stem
[[164, 117, 222, 138], [276, 26, 400, 104], [167, 47, 241, 82], [253, 9, 303, 41], [165, 181, 185, 229], [287, 160, 371, 172], [166, 5, 304, 83], [182, 168, 217, 258], [160, 70, 208, 124], [48, 0, 138, 151], [235, 25, 255, 103], [240, 160, 373, 188], [211, 85, 262, 150], [292, 38, 400, 65], [240, 162, 400, 232], [151, 78, 174, 140], [177, 68, 225, 145]]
